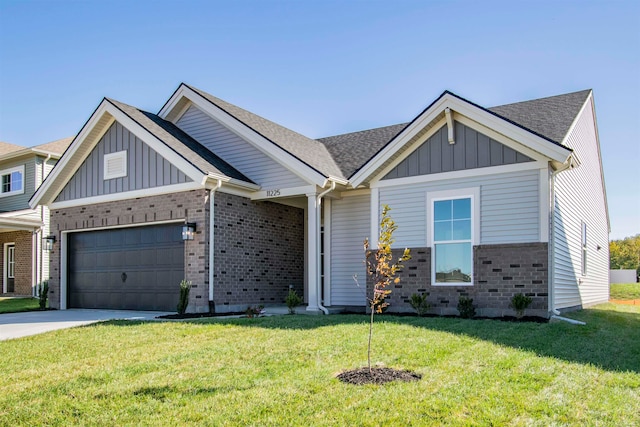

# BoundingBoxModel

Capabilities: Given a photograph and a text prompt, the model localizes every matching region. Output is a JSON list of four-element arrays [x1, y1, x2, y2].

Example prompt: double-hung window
[[581, 222, 587, 276], [0, 166, 24, 197], [428, 188, 478, 286]]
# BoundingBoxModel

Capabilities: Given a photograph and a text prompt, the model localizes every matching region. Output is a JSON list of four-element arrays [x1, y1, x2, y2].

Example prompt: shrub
[[37, 281, 49, 310], [511, 293, 533, 318], [285, 289, 302, 314], [177, 279, 191, 314], [457, 296, 476, 318], [409, 293, 430, 316]]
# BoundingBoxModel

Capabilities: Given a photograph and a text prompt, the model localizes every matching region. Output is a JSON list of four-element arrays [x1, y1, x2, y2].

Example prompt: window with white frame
[[581, 221, 587, 276], [428, 188, 478, 286], [0, 166, 24, 197]]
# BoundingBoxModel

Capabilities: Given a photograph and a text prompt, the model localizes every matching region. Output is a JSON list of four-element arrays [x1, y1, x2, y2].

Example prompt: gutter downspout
[[209, 179, 223, 311], [315, 181, 336, 315]]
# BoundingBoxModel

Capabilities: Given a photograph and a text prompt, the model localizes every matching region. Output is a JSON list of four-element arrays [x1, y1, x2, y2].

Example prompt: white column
[[306, 193, 320, 312]]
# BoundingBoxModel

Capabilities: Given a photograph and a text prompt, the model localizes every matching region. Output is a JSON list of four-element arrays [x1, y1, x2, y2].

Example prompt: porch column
[[306, 193, 320, 312]]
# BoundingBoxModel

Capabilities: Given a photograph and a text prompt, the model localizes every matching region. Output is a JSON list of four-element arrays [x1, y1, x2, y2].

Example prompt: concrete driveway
[[0, 309, 171, 341]]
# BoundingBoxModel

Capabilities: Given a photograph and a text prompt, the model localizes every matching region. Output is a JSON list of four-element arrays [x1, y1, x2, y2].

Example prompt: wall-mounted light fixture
[[182, 222, 196, 241], [43, 235, 56, 252]]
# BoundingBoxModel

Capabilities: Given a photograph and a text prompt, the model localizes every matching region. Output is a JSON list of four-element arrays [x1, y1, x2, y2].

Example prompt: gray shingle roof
[[32, 137, 73, 155], [107, 98, 253, 184], [185, 84, 346, 180], [0, 141, 25, 156], [317, 123, 408, 178], [488, 89, 591, 144], [317, 89, 590, 178]]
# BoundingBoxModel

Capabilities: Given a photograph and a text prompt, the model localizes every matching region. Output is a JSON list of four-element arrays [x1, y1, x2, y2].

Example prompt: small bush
[[177, 279, 191, 314], [511, 293, 532, 318], [409, 293, 430, 316], [457, 296, 476, 318], [285, 289, 302, 314], [37, 281, 49, 310]]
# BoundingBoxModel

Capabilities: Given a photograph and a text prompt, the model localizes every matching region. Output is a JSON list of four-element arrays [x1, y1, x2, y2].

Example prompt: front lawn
[[610, 283, 640, 300], [0, 297, 39, 314], [0, 304, 638, 426]]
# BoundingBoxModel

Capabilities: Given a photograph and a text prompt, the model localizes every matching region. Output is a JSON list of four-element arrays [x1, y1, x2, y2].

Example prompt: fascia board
[[173, 85, 328, 187], [449, 98, 572, 162], [351, 93, 572, 187], [350, 95, 453, 187], [30, 101, 115, 208]]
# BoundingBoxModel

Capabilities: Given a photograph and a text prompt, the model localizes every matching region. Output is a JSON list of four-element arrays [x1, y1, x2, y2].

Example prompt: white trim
[[160, 85, 328, 187], [373, 160, 547, 189], [351, 93, 572, 187], [251, 184, 317, 201], [323, 199, 331, 306], [50, 181, 204, 209], [539, 167, 550, 242], [305, 193, 320, 312], [0, 165, 25, 198], [427, 187, 479, 287], [103, 151, 127, 180], [58, 218, 184, 310], [371, 118, 447, 183], [370, 187, 379, 247], [3, 242, 15, 294]]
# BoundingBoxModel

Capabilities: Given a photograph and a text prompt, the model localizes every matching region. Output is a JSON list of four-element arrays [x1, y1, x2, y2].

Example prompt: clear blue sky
[[0, 0, 638, 240]]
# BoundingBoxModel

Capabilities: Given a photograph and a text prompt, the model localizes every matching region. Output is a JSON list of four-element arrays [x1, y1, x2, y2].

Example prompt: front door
[[4, 244, 15, 293]]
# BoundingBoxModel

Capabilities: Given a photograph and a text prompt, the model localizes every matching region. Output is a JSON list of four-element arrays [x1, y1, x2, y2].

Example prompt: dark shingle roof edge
[[106, 98, 254, 184], [182, 83, 346, 180]]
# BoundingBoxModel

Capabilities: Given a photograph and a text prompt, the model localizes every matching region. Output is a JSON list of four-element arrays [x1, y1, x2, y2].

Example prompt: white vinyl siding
[[330, 194, 370, 306], [176, 105, 307, 189], [552, 99, 609, 309], [379, 169, 540, 248]]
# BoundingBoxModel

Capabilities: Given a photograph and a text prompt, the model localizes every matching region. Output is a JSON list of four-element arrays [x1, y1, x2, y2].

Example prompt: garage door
[[68, 223, 184, 311]]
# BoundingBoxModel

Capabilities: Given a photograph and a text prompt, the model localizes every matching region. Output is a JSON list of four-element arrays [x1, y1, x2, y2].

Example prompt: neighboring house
[[30, 84, 609, 316], [0, 138, 72, 296]]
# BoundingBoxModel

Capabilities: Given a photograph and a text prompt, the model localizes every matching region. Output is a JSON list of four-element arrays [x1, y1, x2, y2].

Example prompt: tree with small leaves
[[357, 205, 411, 374]]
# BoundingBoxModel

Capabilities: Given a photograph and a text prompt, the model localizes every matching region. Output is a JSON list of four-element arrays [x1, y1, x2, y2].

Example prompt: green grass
[[0, 297, 39, 314], [1, 304, 638, 426], [610, 283, 640, 300]]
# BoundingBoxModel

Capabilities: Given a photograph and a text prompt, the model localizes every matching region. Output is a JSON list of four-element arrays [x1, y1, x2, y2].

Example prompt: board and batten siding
[[552, 98, 609, 309], [0, 157, 36, 212], [55, 122, 192, 202], [330, 194, 370, 306], [383, 122, 532, 180], [378, 169, 540, 248], [176, 105, 308, 189]]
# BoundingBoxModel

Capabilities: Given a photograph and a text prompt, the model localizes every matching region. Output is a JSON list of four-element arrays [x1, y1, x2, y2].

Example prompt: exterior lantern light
[[43, 235, 56, 252], [182, 222, 196, 241]]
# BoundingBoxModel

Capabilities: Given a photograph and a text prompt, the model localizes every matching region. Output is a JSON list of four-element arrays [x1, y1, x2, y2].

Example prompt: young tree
[[360, 205, 411, 373]]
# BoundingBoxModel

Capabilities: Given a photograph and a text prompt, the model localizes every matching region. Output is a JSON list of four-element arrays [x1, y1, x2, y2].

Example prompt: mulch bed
[[336, 367, 421, 385]]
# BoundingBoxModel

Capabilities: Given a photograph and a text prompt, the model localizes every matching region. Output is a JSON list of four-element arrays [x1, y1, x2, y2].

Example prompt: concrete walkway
[[0, 309, 171, 341]]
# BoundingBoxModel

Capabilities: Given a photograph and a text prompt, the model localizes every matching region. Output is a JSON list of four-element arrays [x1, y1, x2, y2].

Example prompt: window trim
[[0, 165, 25, 198], [104, 151, 127, 180], [427, 187, 480, 287]]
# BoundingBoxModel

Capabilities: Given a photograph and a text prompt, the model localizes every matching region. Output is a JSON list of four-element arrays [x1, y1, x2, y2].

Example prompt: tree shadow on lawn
[[103, 307, 640, 374]]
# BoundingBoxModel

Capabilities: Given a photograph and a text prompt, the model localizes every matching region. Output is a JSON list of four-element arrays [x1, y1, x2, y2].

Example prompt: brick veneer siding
[[0, 230, 33, 296], [213, 192, 304, 312], [367, 242, 549, 317], [49, 190, 209, 311]]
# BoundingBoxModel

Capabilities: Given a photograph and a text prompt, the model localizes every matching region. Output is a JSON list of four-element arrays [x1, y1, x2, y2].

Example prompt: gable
[[55, 122, 193, 202], [382, 121, 533, 180], [176, 104, 307, 188]]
